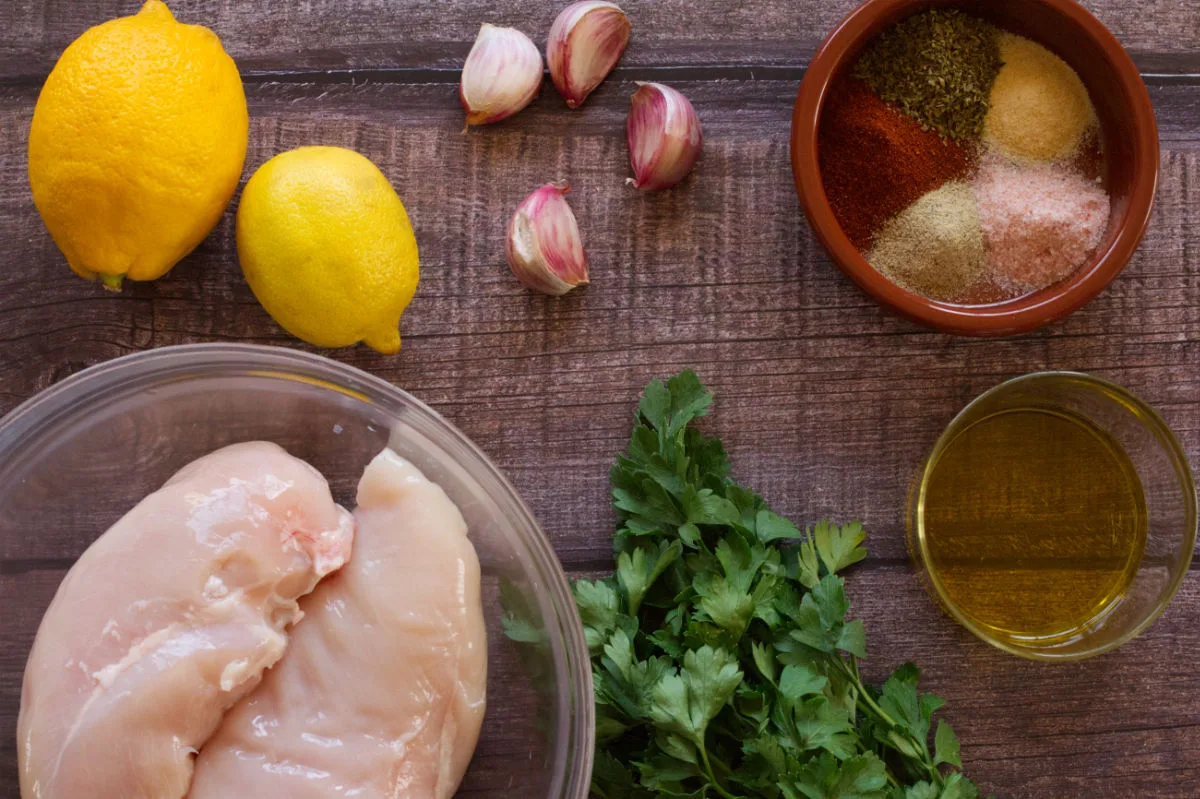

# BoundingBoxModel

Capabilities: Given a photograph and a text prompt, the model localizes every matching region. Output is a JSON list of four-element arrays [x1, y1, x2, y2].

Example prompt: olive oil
[[915, 407, 1147, 648]]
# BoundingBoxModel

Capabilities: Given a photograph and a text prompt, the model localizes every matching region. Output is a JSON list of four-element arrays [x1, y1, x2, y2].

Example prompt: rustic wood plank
[[0, 4, 1198, 796], [0, 0, 1196, 80], [553, 564, 1200, 798], [840, 567, 1200, 799], [0, 79, 1196, 569], [3, 566, 1198, 797]]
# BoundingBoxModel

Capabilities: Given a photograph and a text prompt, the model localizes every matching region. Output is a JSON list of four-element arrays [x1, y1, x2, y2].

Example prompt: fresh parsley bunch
[[535, 371, 980, 799]]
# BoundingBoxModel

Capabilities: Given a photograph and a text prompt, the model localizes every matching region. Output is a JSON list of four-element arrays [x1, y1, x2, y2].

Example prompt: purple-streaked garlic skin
[[506, 184, 590, 296], [628, 82, 703, 191], [547, 1, 631, 109], [460, 24, 544, 127]]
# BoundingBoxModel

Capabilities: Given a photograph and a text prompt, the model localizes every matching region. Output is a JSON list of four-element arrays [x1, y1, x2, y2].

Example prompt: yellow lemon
[[236, 147, 420, 355], [28, 0, 248, 290]]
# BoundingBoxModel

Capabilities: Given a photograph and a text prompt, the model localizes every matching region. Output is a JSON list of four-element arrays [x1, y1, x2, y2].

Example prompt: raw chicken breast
[[190, 449, 487, 799], [18, 441, 354, 799]]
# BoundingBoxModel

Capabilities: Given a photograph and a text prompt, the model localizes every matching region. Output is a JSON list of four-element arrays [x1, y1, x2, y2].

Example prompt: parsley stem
[[698, 745, 737, 799], [837, 656, 942, 782], [835, 657, 900, 730]]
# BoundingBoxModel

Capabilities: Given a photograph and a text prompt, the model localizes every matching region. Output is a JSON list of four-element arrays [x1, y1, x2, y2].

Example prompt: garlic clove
[[460, 24, 544, 127], [627, 82, 703, 191], [506, 183, 590, 296], [547, 1, 631, 109]]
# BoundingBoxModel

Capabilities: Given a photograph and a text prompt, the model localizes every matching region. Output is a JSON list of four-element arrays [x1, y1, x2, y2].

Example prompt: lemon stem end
[[364, 329, 402, 355], [139, 1, 176, 22]]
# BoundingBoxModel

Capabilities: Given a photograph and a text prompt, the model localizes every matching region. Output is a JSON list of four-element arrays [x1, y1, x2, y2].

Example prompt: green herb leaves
[[853, 8, 1002, 141], [783, 574, 867, 659], [511, 371, 979, 798], [619, 540, 683, 616], [651, 646, 743, 748], [935, 721, 962, 769]]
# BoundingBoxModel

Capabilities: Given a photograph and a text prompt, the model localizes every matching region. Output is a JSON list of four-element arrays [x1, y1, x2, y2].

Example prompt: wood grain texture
[[0, 0, 1197, 79], [0, 0, 1198, 796], [1, 79, 1198, 570]]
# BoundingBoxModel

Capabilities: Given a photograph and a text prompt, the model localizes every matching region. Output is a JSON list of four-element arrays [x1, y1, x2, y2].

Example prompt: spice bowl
[[791, 0, 1159, 336]]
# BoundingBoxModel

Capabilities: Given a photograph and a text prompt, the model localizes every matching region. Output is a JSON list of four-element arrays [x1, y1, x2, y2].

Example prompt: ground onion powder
[[868, 181, 986, 301]]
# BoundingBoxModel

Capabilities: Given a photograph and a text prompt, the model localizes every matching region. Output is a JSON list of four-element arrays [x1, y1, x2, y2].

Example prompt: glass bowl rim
[[0, 342, 595, 797], [909, 370, 1197, 662]]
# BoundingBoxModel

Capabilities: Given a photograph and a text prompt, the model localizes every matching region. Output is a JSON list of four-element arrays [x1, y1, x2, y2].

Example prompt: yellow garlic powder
[[984, 33, 1096, 162]]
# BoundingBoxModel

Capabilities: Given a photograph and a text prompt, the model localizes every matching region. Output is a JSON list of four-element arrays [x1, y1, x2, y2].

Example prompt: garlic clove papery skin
[[460, 24, 544, 127], [547, 1, 631, 109], [506, 184, 590, 296], [627, 82, 703, 191]]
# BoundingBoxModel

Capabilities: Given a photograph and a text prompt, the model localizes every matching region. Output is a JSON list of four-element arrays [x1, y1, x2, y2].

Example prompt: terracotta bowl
[[790, 0, 1159, 336]]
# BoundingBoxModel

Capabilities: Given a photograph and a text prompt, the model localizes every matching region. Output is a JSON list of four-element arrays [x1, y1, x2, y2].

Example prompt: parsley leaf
[[779, 664, 829, 699], [938, 772, 980, 799], [905, 782, 942, 799], [789, 752, 889, 799], [618, 539, 683, 615], [935, 721, 962, 768], [638, 370, 713, 442], [789, 695, 857, 759], [788, 574, 866, 658], [499, 576, 546, 645], [756, 508, 802, 543], [503, 371, 982, 799], [650, 645, 743, 747], [876, 668, 946, 759], [814, 520, 869, 575], [572, 578, 624, 654]]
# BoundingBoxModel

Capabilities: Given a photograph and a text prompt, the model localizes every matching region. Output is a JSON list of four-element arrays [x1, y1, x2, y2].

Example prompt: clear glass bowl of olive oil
[[909, 372, 1196, 660]]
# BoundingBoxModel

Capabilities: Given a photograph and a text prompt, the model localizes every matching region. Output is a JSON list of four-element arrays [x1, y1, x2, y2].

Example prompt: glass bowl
[[908, 372, 1196, 660], [0, 343, 593, 797]]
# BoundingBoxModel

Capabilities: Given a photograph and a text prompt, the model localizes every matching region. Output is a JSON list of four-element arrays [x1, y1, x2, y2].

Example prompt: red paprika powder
[[818, 77, 972, 252]]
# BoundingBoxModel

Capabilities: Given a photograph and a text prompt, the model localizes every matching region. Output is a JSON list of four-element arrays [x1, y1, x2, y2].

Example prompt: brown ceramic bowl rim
[[791, 0, 1160, 336]]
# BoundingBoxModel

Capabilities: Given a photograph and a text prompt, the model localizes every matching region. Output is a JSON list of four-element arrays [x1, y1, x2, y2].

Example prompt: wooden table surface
[[1, 1, 1198, 797]]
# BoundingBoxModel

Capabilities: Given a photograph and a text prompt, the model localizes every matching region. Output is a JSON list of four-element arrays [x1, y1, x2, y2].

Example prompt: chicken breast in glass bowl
[[0, 344, 593, 799]]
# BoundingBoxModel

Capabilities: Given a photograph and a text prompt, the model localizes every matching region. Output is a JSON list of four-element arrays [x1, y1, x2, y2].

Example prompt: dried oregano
[[854, 8, 1002, 141]]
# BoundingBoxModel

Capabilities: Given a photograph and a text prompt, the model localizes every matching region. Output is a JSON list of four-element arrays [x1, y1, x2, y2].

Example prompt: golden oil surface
[[918, 407, 1146, 647]]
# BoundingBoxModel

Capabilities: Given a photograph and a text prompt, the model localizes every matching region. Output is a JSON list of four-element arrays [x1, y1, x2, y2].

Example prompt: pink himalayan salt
[[972, 155, 1110, 292]]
